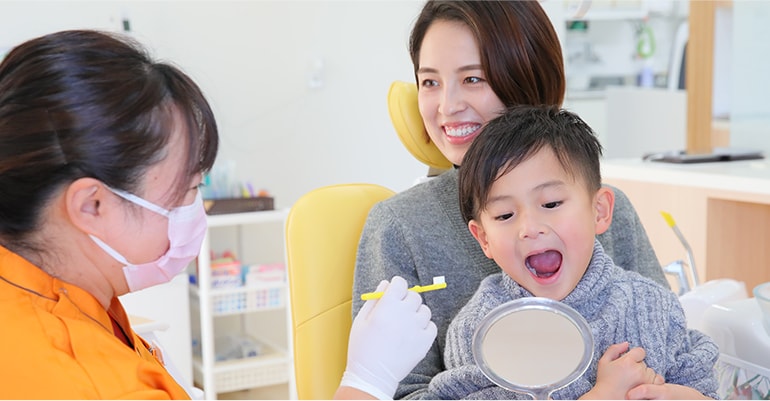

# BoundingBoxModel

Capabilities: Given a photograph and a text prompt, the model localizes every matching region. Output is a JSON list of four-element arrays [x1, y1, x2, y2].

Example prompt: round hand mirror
[[472, 297, 594, 400]]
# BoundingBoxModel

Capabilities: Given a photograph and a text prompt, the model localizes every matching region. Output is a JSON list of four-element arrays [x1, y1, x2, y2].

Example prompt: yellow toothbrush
[[361, 276, 447, 301]]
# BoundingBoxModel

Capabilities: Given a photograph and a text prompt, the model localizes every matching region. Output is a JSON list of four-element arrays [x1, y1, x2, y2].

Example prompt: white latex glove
[[340, 276, 437, 399]]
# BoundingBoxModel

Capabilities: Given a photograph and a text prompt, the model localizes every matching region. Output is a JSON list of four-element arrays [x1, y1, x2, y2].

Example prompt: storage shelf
[[193, 344, 289, 393], [192, 209, 291, 399]]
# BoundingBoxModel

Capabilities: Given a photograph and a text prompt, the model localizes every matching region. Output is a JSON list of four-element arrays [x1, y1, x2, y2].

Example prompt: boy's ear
[[594, 186, 615, 235], [468, 220, 494, 259], [64, 177, 108, 235]]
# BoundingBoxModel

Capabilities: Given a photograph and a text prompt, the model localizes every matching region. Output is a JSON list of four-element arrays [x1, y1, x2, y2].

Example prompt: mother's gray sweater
[[426, 240, 719, 400], [352, 168, 670, 399]]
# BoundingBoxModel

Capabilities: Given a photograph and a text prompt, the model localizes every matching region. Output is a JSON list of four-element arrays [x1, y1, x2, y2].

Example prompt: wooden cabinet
[[602, 159, 770, 293]]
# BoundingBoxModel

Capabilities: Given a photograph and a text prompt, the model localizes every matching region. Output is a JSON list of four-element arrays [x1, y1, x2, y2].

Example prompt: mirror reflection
[[473, 298, 594, 400]]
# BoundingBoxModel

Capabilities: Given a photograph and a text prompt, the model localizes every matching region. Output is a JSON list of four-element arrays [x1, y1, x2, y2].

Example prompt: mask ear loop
[[89, 234, 132, 266], [107, 187, 171, 217], [89, 186, 171, 266]]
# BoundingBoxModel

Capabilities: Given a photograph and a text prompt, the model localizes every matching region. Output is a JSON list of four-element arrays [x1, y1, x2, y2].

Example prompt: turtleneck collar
[[500, 239, 616, 317]]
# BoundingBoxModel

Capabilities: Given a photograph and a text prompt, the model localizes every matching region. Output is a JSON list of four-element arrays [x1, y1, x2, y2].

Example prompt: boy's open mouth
[[525, 250, 563, 279]]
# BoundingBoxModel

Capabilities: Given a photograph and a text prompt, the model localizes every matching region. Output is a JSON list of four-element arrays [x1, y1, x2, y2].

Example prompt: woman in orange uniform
[[0, 30, 435, 399]]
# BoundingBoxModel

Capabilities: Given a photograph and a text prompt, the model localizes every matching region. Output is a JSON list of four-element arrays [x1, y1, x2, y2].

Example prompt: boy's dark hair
[[458, 105, 602, 224]]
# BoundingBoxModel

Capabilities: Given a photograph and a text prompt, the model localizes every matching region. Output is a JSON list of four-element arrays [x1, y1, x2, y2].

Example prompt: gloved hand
[[340, 276, 437, 399]]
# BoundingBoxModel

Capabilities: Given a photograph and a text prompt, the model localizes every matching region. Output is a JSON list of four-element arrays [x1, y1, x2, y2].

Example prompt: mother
[[352, 1, 669, 399]]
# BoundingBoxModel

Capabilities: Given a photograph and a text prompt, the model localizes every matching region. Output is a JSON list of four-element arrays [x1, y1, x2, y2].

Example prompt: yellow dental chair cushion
[[285, 183, 395, 400], [387, 81, 453, 170]]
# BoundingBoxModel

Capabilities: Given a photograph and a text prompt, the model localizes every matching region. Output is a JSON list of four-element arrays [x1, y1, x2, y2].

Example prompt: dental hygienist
[[0, 29, 436, 400]]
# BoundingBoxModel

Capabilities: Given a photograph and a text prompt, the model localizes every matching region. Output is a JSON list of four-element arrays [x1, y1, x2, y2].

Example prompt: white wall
[[731, 1, 770, 155], [0, 1, 427, 209]]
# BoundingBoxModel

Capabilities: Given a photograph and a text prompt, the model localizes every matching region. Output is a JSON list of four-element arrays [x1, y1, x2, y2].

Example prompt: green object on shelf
[[637, 23, 656, 59], [567, 20, 589, 31]]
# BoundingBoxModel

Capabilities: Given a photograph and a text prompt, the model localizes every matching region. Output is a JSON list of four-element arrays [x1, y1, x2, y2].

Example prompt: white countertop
[[601, 157, 770, 196]]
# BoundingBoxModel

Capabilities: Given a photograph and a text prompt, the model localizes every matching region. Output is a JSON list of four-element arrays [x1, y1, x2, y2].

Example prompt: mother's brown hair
[[409, 0, 565, 108]]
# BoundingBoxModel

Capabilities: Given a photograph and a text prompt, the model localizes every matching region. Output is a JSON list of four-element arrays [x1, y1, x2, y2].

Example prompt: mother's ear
[[64, 177, 109, 235], [594, 186, 615, 235]]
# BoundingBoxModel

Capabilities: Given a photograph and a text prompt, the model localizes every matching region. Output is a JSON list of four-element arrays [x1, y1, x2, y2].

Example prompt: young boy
[[425, 105, 719, 399]]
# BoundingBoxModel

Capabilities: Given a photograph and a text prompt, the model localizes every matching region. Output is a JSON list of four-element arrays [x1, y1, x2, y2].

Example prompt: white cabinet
[[562, 0, 686, 21], [564, 0, 649, 21], [564, 94, 607, 147], [189, 210, 290, 399]]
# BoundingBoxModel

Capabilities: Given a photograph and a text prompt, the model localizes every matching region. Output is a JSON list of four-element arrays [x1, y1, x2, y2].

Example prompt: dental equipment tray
[[645, 147, 764, 164]]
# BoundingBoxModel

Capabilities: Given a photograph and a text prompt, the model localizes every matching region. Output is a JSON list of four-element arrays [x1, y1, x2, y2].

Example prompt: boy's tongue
[[526, 250, 562, 278]]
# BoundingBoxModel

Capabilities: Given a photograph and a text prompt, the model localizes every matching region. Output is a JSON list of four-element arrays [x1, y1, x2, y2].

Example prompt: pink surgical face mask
[[90, 187, 207, 292]]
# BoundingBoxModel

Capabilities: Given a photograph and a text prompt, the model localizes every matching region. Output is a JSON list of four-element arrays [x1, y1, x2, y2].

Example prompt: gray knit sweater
[[351, 168, 670, 399], [426, 240, 719, 400]]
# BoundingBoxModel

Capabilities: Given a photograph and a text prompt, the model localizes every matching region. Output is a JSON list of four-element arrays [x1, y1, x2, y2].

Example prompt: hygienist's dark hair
[[0, 29, 218, 250]]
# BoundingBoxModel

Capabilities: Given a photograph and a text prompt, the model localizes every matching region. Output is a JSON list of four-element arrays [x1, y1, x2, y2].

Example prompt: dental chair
[[284, 183, 395, 400], [282, 81, 450, 399], [387, 80, 452, 178]]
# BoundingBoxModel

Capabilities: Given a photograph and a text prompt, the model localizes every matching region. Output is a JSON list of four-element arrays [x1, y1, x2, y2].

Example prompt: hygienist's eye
[[464, 76, 484, 84]]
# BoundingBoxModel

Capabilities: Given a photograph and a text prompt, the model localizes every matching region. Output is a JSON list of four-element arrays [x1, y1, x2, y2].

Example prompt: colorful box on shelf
[[204, 196, 274, 215], [243, 263, 285, 286], [211, 259, 243, 289]]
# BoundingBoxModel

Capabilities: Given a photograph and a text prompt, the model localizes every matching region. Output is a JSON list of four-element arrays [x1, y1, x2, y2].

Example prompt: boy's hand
[[580, 342, 663, 399], [627, 382, 713, 400]]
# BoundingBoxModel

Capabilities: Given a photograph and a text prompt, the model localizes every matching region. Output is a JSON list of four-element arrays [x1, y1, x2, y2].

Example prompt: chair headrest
[[387, 81, 453, 170]]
